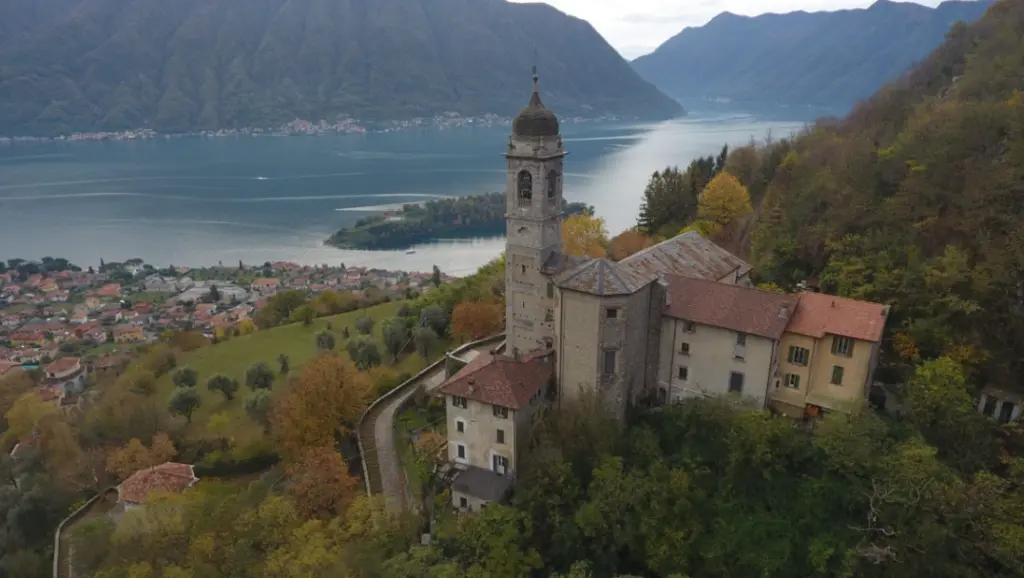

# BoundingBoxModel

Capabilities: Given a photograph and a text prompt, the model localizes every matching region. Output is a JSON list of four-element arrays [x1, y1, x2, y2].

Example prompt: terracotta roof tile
[[118, 462, 197, 504], [45, 357, 80, 375], [786, 292, 889, 343], [664, 275, 799, 339], [438, 352, 553, 409]]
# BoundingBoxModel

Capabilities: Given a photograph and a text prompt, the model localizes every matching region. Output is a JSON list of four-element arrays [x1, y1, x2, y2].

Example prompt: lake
[[0, 112, 805, 276]]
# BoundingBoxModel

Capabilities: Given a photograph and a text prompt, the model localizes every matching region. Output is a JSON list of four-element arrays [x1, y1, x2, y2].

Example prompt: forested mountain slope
[[632, 0, 992, 109], [0, 0, 681, 136], [741, 0, 1024, 390]]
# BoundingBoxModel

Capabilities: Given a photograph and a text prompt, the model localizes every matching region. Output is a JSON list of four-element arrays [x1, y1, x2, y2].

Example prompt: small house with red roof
[[116, 462, 199, 511], [437, 351, 552, 511], [42, 356, 88, 393], [770, 292, 890, 418]]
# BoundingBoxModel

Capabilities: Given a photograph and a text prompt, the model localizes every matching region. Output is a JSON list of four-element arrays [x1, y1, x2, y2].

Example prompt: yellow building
[[770, 292, 889, 418]]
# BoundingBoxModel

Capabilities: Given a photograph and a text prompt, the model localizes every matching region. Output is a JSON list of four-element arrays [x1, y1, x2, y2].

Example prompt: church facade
[[438, 72, 890, 512]]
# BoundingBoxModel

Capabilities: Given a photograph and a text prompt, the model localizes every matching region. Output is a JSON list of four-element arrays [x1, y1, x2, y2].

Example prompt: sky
[[515, 0, 946, 59]]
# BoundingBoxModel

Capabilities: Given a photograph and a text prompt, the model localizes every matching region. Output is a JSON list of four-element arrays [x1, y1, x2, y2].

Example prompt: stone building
[[438, 71, 889, 511]]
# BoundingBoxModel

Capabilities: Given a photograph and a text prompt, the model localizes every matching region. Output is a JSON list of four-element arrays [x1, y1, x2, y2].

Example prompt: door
[[492, 454, 509, 476], [729, 371, 744, 394]]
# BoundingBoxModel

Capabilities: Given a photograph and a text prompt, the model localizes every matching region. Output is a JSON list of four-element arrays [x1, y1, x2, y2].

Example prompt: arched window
[[517, 170, 532, 207], [546, 170, 558, 200]]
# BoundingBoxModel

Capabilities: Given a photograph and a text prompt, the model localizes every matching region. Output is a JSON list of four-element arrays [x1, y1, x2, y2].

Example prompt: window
[[452, 396, 467, 409], [603, 349, 617, 375], [680, 342, 690, 355], [683, 321, 696, 333], [832, 336, 854, 357], [830, 365, 845, 385], [492, 454, 509, 475], [785, 373, 800, 389], [546, 281, 554, 298], [493, 405, 509, 419], [456, 443, 466, 460], [677, 366, 688, 380], [545, 309, 554, 322], [459, 497, 468, 508], [787, 346, 810, 366], [546, 169, 558, 199], [736, 332, 747, 346], [456, 419, 465, 433], [517, 170, 532, 206], [496, 429, 505, 444], [521, 264, 527, 275], [606, 308, 618, 319], [729, 371, 744, 393]]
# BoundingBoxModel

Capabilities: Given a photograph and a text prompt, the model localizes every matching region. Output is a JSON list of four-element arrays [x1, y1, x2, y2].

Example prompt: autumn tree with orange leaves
[[608, 229, 655, 261], [272, 353, 371, 460], [106, 432, 177, 479], [451, 301, 503, 341], [285, 445, 361, 519]]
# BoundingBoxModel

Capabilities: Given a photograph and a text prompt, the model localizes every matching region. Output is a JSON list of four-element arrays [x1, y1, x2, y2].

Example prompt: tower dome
[[512, 70, 559, 138]]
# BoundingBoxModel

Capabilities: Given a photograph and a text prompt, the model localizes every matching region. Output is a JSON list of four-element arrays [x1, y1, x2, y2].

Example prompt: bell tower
[[505, 68, 565, 358]]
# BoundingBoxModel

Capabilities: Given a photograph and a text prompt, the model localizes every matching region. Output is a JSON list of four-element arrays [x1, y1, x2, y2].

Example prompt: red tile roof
[[45, 357, 80, 375], [438, 352, 552, 409], [118, 462, 197, 504], [664, 274, 799, 339], [785, 292, 889, 343]]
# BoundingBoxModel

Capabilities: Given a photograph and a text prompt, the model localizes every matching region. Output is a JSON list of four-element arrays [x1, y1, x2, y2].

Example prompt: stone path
[[361, 345, 489, 509]]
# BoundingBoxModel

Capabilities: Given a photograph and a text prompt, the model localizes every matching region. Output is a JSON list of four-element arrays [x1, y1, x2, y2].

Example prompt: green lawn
[[156, 300, 443, 444]]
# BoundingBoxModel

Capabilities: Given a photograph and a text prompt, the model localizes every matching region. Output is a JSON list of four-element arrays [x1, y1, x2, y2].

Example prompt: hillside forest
[[3, 1, 1024, 577]]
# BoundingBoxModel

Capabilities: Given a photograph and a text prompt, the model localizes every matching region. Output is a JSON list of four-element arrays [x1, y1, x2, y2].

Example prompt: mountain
[[744, 0, 1024, 387], [0, 0, 681, 137], [631, 0, 992, 110]]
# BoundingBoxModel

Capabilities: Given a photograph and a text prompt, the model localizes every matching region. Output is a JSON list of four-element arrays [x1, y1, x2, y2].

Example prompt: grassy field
[[155, 300, 444, 444]]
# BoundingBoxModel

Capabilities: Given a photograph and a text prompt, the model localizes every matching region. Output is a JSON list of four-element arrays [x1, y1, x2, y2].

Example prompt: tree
[[312, 291, 356, 316], [106, 433, 176, 478], [290, 304, 316, 326], [381, 317, 409, 361], [285, 446, 361, 519], [2, 392, 56, 446], [277, 353, 290, 374], [562, 213, 608, 258], [171, 366, 198, 389], [419, 306, 448, 335], [355, 316, 375, 335], [206, 374, 239, 401], [168, 388, 201, 423], [272, 354, 371, 460], [432, 265, 442, 287], [697, 172, 753, 226], [315, 331, 336, 352], [413, 327, 439, 359], [244, 390, 272, 431], [451, 301, 503, 341], [245, 362, 275, 391], [346, 338, 382, 370], [607, 229, 654, 261], [166, 331, 207, 352], [206, 284, 221, 303], [237, 318, 257, 336]]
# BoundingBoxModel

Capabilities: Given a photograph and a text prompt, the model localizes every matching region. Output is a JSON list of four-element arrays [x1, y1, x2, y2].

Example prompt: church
[[438, 72, 890, 512]]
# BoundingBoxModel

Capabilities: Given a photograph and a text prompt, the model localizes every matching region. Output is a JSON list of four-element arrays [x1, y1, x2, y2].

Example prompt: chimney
[[778, 305, 790, 319], [467, 378, 475, 394], [831, 300, 836, 308]]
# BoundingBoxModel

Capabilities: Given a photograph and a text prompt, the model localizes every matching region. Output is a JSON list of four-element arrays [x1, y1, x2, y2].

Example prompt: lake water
[[0, 112, 804, 276]]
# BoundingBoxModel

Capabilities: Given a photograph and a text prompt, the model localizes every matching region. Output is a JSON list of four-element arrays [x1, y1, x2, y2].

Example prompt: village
[[0, 259, 454, 412]]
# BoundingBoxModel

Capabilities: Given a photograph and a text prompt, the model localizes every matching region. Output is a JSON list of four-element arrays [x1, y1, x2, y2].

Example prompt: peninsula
[[325, 192, 592, 250]]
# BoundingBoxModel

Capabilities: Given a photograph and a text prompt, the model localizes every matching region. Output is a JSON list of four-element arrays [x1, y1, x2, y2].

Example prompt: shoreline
[[0, 113, 667, 144]]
